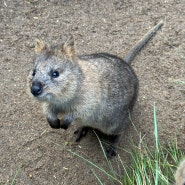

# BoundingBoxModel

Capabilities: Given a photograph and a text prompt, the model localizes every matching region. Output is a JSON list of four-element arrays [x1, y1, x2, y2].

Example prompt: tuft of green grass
[[121, 103, 184, 185], [122, 141, 184, 185], [55, 104, 184, 185]]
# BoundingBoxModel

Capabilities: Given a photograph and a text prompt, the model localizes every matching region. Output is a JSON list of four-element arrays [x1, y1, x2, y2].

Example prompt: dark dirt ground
[[0, 0, 185, 184]]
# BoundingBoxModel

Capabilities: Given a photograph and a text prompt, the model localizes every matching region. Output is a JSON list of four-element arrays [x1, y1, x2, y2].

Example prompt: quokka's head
[[28, 35, 81, 103]]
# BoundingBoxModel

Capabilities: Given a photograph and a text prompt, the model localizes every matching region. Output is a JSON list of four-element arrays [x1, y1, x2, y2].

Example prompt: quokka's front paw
[[47, 118, 60, 129], [60, 119, 72, 130]]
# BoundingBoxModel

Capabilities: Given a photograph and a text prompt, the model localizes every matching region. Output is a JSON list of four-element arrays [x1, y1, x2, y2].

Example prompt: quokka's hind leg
[[107, 134, 122, 158], [74, 126, 89, 142]]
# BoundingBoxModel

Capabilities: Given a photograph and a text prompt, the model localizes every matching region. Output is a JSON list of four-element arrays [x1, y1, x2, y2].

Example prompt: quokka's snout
[[31, 81, 43, 96]]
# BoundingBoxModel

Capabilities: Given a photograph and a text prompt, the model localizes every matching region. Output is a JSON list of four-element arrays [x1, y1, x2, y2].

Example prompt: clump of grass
[[122, 141, 184, 185], [55, 104, 184, 185], [121, 104, 184, 185]]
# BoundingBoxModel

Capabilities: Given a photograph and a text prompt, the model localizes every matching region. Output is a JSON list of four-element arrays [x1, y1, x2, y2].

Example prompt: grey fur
[[27, 21, 163, 157]]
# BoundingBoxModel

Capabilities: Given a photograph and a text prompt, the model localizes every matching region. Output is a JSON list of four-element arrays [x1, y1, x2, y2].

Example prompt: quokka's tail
[[124, 20, 164, 64]]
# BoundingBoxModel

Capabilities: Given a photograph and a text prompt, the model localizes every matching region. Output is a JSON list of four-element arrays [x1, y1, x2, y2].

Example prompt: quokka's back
[[75, 52, 138, 132]]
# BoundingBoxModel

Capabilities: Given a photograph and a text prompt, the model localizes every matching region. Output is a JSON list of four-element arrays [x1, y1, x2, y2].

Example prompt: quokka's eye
[[32, 69, 36, 76], [51, 71, 59, 78]]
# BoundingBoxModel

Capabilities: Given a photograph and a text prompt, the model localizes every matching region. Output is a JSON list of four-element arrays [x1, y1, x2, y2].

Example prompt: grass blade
[[91, 169, 104, 185], [10, 163, 23, 185], [153, 103, 159, 185]]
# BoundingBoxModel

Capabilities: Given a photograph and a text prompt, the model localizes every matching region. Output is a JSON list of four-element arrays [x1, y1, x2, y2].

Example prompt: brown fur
[[27, 21, 163, 157]]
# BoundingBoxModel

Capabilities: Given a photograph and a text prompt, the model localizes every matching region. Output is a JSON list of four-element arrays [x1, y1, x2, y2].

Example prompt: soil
[[0, 0, 184, 184]]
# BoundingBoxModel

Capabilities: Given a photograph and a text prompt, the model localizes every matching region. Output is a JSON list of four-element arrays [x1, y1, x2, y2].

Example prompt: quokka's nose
[[31, 81, 43, 96]]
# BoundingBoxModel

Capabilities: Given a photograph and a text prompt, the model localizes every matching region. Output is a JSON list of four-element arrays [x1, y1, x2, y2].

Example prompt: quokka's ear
[[34, 38, 48, 54], [61, 34, 75, 59]]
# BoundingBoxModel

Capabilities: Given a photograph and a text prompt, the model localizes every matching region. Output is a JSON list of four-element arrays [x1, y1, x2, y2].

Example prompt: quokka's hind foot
[[74, 126, 89, 142], [106, 134, 121, 159], [107, 146, 117, 158]]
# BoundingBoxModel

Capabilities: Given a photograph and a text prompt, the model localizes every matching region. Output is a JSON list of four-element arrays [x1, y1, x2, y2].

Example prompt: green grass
[[122, 141, 184, 185], [56, 103, 184, 185]]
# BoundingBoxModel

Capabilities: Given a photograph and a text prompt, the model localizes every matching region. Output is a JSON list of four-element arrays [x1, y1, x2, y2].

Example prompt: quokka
[[28, 21, 163, 157]]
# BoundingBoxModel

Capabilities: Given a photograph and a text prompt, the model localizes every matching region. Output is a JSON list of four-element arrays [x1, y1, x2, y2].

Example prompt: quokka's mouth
[[32, 92, 53, 102]]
